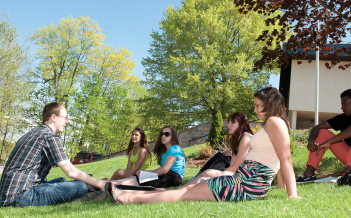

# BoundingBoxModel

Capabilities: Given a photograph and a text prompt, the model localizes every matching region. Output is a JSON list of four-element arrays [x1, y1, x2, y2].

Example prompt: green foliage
[[290, 129, 310, 142], [207, 111, 223, 147], [141, 0, 282, 131], [30, 16, 105, 102], [0, 14, 31, 163], [137, 95, 188, 141], [26, 16, 145, 159]]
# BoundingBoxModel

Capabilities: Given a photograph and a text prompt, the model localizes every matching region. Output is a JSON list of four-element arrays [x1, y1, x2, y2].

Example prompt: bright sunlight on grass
[[1, 129, 350, 217]]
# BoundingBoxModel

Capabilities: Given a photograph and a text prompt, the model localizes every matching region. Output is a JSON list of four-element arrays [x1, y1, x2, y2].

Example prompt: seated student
[[104, 128, 151, 181], [185, 112, 252, 186], [296, 89, 351, 183], [106, 87, 298, 204], [0, 102, 106, 207], [111, 126, 185, 188]]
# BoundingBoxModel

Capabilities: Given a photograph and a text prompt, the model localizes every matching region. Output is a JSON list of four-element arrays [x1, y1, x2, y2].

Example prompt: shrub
[[207, 111, 223, 148], [250, 125, 262, 134], [198, 144, 214, 158]]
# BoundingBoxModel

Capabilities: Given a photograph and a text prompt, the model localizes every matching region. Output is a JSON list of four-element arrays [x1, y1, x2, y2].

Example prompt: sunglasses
[[160, 132, 171, 137], [255, 89, 266, 97]]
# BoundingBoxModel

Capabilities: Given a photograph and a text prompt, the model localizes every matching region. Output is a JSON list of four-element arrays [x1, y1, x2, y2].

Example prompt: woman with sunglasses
[[183, 112, 253, 187], [110, 126, 185, 188], [105, 87, 298, 203], [103, 128, 151, 181]]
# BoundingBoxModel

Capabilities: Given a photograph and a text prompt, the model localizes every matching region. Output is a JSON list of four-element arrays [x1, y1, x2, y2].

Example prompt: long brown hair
[[126, 128, 152, 163], [226, 112, 253, 154], [153, 126, 180, 165], [254, 87, 290, 133]]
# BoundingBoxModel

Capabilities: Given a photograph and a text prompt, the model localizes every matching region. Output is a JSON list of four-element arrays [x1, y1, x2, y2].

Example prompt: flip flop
[[104, 182, 122, 204]]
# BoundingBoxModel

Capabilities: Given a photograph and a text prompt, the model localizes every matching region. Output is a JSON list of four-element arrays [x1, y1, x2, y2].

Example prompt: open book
[[139, 171, 158, 184]]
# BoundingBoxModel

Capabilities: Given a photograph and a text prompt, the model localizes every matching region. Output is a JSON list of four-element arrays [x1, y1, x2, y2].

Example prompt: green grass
[[290, 129, 345, 177], [1, 130, 351, 217]]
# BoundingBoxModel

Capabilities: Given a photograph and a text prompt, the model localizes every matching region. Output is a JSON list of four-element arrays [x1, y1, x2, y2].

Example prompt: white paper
[[314, 176, 338, 183], [139, 171, 158, 184]]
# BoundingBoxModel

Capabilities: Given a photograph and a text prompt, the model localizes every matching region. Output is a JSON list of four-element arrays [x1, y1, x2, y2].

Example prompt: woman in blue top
[[111, 126, 185, 188]]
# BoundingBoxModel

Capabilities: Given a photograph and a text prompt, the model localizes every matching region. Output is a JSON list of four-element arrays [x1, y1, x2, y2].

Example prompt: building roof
[[283, 43, 351, 61]]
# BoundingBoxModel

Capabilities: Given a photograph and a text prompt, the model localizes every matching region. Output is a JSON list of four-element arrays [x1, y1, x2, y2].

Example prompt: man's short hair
[[340, 89, 351, 99], [42, 102, 64, 123]]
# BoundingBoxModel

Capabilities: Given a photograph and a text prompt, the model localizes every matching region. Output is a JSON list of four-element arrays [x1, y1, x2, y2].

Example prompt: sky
[[1, 0, 280, 88]]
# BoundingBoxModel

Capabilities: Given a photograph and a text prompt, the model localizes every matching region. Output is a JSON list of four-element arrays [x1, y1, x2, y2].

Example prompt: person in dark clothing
[[296, 89, 351, 184]]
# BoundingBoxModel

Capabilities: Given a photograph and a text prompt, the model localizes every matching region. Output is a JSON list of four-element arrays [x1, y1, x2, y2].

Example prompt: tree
[[30, 16, 105, 103], [63, 45, 143, 158], [29, 16, 146, 158], [207, 110, 223, 147], [142, 0, 280, 132], [234, 0, 351, 70], [0, 15, 31, 163], [138, 93, 188, 141]]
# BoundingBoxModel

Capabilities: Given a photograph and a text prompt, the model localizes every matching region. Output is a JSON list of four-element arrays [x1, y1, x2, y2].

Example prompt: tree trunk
[[0, 122, 9, 164], [78, 113, 91, 150]]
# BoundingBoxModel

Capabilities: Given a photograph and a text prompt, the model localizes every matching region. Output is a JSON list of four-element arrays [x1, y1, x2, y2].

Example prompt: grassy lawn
[[1, 130, 351, 217]]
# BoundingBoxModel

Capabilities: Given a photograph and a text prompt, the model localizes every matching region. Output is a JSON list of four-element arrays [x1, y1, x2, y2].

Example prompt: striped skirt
[[207, 160, 275, 202]]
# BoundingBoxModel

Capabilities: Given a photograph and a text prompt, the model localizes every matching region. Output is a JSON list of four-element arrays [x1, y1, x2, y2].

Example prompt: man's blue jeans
[[11, 177, 88, 207]]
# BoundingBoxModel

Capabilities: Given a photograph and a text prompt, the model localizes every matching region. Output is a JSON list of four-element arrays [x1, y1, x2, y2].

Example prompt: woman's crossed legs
[[112, 181, 216, 204]]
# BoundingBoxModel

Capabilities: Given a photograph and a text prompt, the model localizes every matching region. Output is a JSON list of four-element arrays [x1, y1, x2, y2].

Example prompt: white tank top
[[245, 127, 280, 173]]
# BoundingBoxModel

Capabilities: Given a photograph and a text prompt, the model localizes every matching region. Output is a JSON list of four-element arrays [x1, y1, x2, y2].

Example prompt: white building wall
[[289, 60, 351, 114]]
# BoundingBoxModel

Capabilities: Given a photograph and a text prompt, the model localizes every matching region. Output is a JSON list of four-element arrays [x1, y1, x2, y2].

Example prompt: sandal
[[104, 182, 122, 204]]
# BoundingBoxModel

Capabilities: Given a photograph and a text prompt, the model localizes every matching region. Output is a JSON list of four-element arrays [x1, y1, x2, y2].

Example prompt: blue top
[[160, 144, 185, 178]]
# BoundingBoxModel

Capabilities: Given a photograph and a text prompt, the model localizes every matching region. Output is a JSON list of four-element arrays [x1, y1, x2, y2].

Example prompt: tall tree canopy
[[0, 15, 30, 163], [29, 16, 144, 158], [68, 45, 144, 156], [234, 0, 351, 70], [30, 16, 105, 103], [142, 0, 281, 131]]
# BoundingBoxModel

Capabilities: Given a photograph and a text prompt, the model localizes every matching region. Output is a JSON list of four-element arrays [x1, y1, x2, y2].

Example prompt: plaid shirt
[[0, 124, 68, 206]]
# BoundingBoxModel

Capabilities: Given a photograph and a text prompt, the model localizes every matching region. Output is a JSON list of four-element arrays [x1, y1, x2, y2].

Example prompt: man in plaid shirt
[[0, 102, 106, 207]]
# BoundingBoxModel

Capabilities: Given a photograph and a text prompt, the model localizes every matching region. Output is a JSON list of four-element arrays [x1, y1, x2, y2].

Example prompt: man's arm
[[318, 124, 351, 152], [307, 121, 332, 152], [57, 160, 106, 191]]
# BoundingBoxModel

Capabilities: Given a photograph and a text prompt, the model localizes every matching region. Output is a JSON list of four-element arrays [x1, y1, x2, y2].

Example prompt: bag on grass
[[337, 170, 351, 186], [115, 184, 156, 191]]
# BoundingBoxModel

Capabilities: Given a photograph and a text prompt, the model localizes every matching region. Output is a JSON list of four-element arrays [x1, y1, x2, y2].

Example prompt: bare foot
[[288, 195, 302, 200], [101, 177, 110, 181]]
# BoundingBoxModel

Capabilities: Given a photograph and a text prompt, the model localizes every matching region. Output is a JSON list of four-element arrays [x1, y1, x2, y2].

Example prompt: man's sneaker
[[337, 170, 351, 186], [296, 173, 316, 184]]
